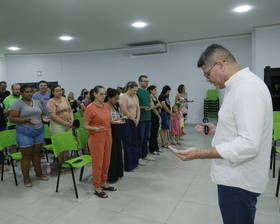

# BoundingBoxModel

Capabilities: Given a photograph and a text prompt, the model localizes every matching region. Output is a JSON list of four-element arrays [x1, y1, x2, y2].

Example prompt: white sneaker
[[157, 149, 164, 153], [151, 151, 160, 155], [138, 158, 145, 166], [143, 155, 155, 161]]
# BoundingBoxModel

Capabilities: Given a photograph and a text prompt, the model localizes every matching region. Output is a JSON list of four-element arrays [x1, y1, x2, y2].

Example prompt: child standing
[[176, 103, 185, 140], [170, 105, 182, 145]]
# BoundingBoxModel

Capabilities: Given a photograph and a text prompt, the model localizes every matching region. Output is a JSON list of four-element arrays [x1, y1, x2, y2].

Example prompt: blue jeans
[[121, 120, 138, 171], [218, 185, 260, 224], [137, 120, 151, 159]]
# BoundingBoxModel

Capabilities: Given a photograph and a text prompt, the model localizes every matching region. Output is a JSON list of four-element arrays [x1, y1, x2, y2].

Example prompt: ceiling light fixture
[[234, 5, 252, 12], [59, 36, 73, 41], [132, 22, 147, 28], [8, 47, 20, 51]]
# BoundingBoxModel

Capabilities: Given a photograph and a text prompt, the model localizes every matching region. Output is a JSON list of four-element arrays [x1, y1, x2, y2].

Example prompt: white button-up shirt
[[211, 67, 273, 193]]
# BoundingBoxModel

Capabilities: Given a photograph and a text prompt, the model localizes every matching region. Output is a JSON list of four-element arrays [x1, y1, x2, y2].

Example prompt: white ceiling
[[1, 0, 280, 56]]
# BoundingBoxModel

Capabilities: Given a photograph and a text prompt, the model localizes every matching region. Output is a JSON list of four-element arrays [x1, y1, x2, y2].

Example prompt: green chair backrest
[[44, 124, 52, 139], [76, 128, 88, 148], [0, 129, 17, 151], [207, 89, 219, 98], [51, 132, 78, 157], [74, 112, 83, 119], [273, 123, 280, 141], [76, 118, 84, 129]]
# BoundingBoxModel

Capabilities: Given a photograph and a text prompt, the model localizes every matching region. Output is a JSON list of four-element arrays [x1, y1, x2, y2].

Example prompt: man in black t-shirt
[[0, 81, 10, 103], [0, 101, 9, 172]]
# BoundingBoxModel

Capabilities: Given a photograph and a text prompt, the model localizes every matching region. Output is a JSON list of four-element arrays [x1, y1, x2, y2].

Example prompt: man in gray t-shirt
[[32, 80, 50, 116]]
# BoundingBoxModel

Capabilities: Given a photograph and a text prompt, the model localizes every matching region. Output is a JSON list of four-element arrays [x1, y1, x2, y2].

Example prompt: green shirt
[[3, 94, 22, 127], [136, 88, 151, 121]]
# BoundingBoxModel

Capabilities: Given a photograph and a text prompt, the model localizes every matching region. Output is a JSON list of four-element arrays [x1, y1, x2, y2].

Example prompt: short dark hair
[[38, 80, 47, 85], [0, 81, 7, 86], [197, 44, 236, 68], [160, 85, 171, 95], [20, 85, 32, 93], [138, 75, 148, 82], [50, 85, 61, 98], [89, 85, 105, 102], [177, 84, 185, 94], [147, 85, 156, 94], [104, 88, 118, 102]]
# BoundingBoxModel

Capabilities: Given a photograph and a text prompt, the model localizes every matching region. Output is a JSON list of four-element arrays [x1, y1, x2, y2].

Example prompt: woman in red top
[[83, 85, 124, 198]]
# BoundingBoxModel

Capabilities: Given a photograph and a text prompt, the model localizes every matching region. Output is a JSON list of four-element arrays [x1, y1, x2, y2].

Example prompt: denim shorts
[[16, 125, 44, 148]]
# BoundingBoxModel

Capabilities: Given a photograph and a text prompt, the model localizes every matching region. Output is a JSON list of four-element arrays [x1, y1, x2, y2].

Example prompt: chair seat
[[4, 152, 22, 160], [43, 144, 53, 151], [61, 155, 92, 168]]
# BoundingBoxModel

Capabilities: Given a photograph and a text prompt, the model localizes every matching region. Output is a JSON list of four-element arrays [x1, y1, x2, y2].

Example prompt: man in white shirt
[[169, 44, 272, 224]]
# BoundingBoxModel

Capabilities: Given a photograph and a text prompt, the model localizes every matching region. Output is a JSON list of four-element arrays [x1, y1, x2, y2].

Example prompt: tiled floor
[[1, 124, 280, 224]]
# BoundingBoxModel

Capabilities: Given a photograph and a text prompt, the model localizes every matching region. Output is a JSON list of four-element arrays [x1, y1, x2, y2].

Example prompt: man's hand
[[194, 123, 216, 135], [168, 146, 200, 161]]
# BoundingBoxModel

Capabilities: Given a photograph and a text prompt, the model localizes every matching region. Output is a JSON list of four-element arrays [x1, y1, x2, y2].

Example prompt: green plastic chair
[[0, 129, 22, 185], [51, 132, 92, 198], [42, 124, 55, 162], [76, 128, 89, 154], [271, 122, 280, 178], [207, 89, 219, 99], [73, 112, 83, 119]]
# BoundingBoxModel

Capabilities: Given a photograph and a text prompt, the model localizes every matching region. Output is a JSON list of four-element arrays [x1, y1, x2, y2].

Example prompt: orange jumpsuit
[[83, 102, 112, 188]]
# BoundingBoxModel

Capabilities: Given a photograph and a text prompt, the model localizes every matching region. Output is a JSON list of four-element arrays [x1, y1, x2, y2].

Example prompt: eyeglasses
[[204, 63, 217, 79], [98, 93, 107, 96]]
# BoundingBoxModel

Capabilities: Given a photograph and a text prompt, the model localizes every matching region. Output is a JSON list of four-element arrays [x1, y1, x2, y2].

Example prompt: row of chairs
[[0, 123, 91, 198]]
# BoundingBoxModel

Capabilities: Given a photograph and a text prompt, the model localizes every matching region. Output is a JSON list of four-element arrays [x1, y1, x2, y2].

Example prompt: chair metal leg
[[70, 167, 78, 198], [10, 159, 18, 185], [79, 167, 84, 181], [270, 146, 274, 169], [273, 147, 276, 178], [45, 149, 49, 162], [276, 167, 280, 197], [56, 165, 61, 192], [1, 162, 4, 181]]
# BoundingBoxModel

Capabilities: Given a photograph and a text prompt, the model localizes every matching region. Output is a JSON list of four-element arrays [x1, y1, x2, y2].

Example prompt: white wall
[[254, 25, 280, 79], [5, 35, 252, 123], [0, 57, 7, 81]]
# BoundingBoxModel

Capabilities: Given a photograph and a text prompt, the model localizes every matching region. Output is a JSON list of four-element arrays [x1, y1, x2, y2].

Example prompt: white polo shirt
[[211, 67, 273, 193]]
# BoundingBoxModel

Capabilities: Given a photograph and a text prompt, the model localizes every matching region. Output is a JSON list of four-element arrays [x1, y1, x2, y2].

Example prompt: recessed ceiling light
[[132, 22, 147, 28], [59, 36, 73, 41], [234, 5, 252, 12], [8, 47, 20, 51]]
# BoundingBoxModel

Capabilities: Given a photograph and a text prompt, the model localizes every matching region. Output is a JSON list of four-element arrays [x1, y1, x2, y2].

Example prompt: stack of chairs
[[204, 89, 219, 118]]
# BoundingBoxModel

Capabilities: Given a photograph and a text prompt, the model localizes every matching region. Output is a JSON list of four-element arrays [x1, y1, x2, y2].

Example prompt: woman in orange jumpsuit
[[83, 85, 124, 198]]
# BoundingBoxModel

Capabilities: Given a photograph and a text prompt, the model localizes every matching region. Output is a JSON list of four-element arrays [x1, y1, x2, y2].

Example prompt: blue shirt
[[32, 92, 50, 116]]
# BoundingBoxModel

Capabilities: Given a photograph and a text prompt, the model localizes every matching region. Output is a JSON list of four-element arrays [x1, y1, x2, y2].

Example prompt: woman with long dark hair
[[104, 88, 125, 182], [46, 85, 73, 167], [158, 85, 172, 148], [147, 85, 162, 155]]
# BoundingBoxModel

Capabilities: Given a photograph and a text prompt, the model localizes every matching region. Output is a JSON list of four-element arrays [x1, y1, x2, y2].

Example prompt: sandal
[[171, 142, 176, 145], [94, 190, 108, 198], [0, 165, 9, 172], [177, 142, 181, 145], [101, 185, 117, 191], [161, 143, 169, 148]]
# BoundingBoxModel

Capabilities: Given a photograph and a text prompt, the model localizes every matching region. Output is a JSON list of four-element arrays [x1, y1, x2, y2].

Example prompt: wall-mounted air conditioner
[[124, 44, 167, 56]]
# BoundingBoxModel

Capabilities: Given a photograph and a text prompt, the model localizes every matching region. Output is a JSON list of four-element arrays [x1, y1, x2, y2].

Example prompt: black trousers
[[149, 113, 160, 152]]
